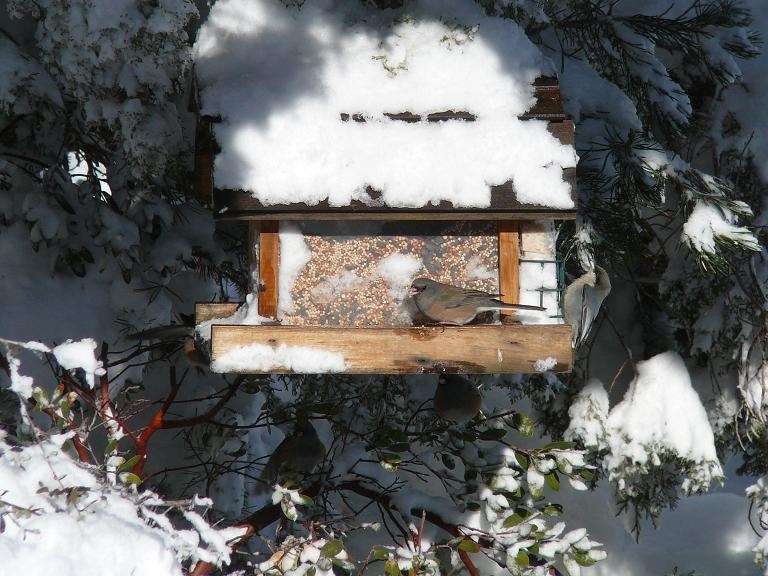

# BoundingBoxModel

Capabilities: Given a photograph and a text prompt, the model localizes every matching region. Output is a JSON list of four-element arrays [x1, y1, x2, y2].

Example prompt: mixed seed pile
[[280, 221, 499, 327]]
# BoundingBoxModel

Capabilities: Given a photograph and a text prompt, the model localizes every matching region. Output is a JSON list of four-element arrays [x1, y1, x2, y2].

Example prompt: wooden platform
[[198, 305, 572, 374]]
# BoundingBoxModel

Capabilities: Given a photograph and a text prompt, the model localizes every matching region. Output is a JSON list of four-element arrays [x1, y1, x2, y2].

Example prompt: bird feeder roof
[[194, 0, 577, 220]]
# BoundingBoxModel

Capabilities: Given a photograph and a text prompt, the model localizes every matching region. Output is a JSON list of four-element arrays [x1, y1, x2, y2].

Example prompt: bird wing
[[564, 268, 611, 345], [459, 286, 503, 299], [434, 285, 496, 309], [447, 293, 545, 311], [261, 435, 300, 483]]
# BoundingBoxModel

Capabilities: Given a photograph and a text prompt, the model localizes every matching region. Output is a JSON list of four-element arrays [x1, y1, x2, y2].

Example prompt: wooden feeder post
[[498, 221, 520, 324], [254, 221, 279, 318]]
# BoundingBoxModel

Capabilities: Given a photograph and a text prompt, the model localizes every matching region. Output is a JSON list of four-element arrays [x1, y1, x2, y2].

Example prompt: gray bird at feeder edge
[[563, 265, 611, 346], [433, 374, 482, 423], [260, 418, 326, 489], [126, 316, 209, 371], [407, 277, 544, 326]]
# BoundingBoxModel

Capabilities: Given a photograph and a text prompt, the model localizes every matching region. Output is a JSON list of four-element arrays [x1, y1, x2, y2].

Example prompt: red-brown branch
[[40, 401, 91, 464], [78, 343, 137, 443], [71, 433, 92, 463], [132, 365, 182, 478], [132, 374, 243, 478], [160, 375, 243, 429], [458, 548, 480, 576]]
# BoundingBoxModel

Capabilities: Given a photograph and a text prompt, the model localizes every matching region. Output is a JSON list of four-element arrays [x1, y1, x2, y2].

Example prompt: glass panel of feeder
[[278, 221, 499, 327]]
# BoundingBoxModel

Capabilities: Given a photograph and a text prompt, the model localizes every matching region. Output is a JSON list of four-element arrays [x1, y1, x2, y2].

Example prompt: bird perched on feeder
[[407, 277, 545, 326], [260, 417, 326, 489], [433, 374, 482, 423], [126, 314, 208, 371], [563, 265, 611, 345]]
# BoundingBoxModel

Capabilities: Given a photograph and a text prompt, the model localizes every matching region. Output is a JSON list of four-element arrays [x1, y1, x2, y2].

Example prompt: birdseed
[[277, 221, 499, 327]]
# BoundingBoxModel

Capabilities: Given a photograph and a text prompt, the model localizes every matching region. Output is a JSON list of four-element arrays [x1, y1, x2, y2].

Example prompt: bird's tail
[[126, 324, 194, 342]]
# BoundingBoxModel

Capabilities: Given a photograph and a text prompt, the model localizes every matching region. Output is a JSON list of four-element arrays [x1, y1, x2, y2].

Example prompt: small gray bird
[[563, 265, 611, 345], [260, 419, 326, 488], [127, 315, 209, 371], [408, 277, 544, 326], [433, 374, 482, 423]]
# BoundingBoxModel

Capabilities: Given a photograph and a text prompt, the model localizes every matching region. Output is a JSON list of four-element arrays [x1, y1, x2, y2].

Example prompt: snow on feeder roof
[[193, 0, 577, 218]]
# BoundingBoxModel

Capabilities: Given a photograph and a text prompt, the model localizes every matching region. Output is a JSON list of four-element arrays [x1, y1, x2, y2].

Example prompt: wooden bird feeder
[[194, 77, 575, 374]]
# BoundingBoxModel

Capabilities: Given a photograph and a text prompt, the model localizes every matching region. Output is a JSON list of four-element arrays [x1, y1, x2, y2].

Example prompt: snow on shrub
[[0, 339, 242, 576], [0, 432, 242, 576], [567, 352, 723, 511]]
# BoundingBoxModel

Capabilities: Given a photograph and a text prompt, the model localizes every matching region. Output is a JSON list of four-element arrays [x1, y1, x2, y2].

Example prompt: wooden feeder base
[[200, 308, 572, 375]]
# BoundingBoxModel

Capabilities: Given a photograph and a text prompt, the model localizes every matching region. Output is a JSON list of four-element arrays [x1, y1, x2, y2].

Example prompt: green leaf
[[545, 471, 560, 492], [381, 452, 402, 464], [295, 493, 314, 506], [321, 539, 344, 558], [515, 550, 530, 567], [503, 513, 525, 528], [121, 472, 142, 485], [105, 438, 119, 456], [574, 551, 597, 567], [372, 546, 389, 561], [331, 557, 355, 572], [441, 453, 455, 470], [478, 428, 507, 441], [384, 559, 400, 576], [513, 413, 536, 437], [31, 387, 49, 408], [514, 451, 530, 470], [281, 500, 298, 521], [66, 486, 87, 505], [117, 455, 142, 473], [580, 469, 595, 482], [311, 402, 340, 415], [541, 441, 576, 451], [465, 501, 481, 511], [458, 538, 480, 553], [543, 503, 563, 516]]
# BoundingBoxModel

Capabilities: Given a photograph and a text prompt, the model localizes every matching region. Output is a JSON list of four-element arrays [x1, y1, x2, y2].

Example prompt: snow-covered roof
[[194, 0, 577, 211]]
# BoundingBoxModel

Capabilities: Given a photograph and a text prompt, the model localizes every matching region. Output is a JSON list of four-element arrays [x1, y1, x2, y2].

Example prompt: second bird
[[408, 277, 544, 326]]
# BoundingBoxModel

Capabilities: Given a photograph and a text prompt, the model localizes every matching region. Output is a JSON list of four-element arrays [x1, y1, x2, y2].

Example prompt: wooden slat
[[212, 164, 577, 221], [196, 302, 241, 324], [210, 324, 572, 374], [547, 119, 575, 146], [258, 221, 280, 318], [248, 222, 259, 293], [215, 209, 577, 222], [498, 221, 521, 324], [341, 111, 477, 123], [193, 119, 215, 207], [520, 81, 566, 120]]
